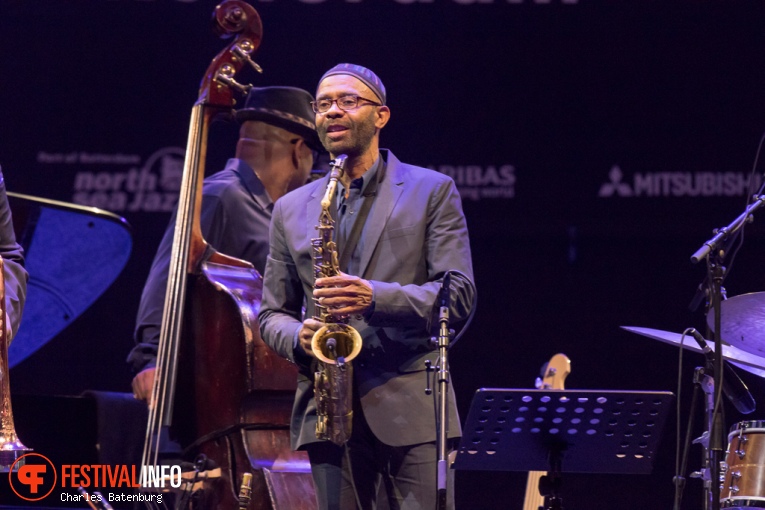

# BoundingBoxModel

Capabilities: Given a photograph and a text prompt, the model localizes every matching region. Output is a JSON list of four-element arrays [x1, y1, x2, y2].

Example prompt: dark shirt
[[336, 156, 380, 275], [127, 158, 272, 371]]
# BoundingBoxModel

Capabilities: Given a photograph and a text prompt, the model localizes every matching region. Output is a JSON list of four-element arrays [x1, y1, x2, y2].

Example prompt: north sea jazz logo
[[70, 147, 185, 212], [36, 147, 185, 213]]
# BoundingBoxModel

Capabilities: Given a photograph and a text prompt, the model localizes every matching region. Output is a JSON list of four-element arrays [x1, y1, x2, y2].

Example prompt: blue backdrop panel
[[7, 195, 132, 367]]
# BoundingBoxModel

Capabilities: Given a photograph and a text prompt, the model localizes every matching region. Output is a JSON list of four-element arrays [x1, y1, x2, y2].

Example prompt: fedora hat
[[235, 86, 322, 151]]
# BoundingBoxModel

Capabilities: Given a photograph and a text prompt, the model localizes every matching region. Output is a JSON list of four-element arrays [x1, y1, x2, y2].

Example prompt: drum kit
[[625, 291, 765, 510]]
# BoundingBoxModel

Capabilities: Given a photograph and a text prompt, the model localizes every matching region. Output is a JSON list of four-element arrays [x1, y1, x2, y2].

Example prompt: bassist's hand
[[132, 367, 156, 408]]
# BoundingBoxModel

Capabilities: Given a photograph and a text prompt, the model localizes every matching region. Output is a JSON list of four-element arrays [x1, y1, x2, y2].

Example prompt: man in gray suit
[[258, 64, 475, 510]]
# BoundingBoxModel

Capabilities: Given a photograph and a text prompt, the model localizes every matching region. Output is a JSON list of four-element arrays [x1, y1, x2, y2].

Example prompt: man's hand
[[132, 367, 156, 407], [298, 318, 324, 358], [313, 272, 373, 319]]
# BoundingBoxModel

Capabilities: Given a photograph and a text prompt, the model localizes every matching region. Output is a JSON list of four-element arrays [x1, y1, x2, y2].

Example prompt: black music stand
[[454, 389, 674, 509]]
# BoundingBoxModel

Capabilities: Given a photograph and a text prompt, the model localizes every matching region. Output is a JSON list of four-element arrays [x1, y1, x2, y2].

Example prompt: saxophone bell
[[311, 324, 362, 368]]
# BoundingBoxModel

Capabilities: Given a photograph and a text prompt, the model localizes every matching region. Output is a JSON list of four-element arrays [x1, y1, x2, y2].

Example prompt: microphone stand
[[689, 194, 765, 510], [436, 274, 452, 510], [426, 272, 453, 510]]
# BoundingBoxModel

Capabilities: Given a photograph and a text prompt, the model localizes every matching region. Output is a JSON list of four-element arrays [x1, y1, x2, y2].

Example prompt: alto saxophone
[[311, 154, 363, 446]]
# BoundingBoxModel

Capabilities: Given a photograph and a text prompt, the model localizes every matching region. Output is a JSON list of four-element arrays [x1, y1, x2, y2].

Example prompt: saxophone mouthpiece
[[329, 154, 348, 179], [332, 154, 348, 167]]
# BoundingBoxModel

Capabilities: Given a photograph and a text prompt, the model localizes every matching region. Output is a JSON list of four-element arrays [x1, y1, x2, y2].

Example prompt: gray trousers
[[305, 405, 455, 510]]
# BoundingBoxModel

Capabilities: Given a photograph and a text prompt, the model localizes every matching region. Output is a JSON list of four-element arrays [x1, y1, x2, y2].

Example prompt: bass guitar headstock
[[535, 353, 571, 390]]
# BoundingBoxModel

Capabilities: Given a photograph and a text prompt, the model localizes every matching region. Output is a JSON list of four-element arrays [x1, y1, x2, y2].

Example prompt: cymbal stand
[[688, 367, 715, 510], [708, 259, 726, 510], [690, 194, 765, 510]]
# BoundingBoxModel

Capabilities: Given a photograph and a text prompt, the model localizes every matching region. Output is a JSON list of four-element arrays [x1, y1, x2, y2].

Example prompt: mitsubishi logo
[[598, 165, 633, 197]]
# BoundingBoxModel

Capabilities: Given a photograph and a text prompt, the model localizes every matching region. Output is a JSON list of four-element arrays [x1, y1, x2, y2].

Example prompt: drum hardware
[[624, 328, 752, 510], [735, 427, 749, 459], [719, 420, 765, 509], [728, 469, 742, 495], [690, 194, 765, 510], [624, 323, 765, 510]]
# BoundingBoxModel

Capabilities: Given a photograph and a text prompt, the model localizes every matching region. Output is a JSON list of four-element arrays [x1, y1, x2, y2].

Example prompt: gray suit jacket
[[258, 149, 475, 449]]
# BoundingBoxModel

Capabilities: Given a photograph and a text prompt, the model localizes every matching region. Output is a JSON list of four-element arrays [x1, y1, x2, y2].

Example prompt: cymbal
[[621, 326, 765, 378], [707, 292, 765, 357]]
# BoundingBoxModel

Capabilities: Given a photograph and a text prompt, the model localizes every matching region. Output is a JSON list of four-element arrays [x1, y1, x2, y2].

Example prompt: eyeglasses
[[311, 95, 381, 114]]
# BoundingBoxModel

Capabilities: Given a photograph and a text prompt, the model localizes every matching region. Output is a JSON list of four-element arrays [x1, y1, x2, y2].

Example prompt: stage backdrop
[[4, 1, 765, 508]]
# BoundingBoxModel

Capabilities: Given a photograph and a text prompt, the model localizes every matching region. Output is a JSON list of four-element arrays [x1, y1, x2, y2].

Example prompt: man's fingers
[[299, 320, 323, 358], [132, 368, 156, 403]]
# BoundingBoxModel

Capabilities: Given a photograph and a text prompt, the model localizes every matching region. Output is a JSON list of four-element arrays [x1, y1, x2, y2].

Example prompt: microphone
[[688, 329, 756, 414], [439, 272, 451, 309]]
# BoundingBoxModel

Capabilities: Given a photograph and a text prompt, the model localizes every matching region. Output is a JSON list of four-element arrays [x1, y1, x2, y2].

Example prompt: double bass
[[142, 2, 314, 508]]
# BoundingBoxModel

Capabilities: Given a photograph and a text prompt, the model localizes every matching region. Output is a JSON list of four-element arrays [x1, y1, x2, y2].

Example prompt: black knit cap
[[318, 63, 386, 105], [234, 86, 322, 151]]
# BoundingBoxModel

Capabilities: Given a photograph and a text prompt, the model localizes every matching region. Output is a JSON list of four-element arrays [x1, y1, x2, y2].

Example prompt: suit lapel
[[358, 150, 404, 278]]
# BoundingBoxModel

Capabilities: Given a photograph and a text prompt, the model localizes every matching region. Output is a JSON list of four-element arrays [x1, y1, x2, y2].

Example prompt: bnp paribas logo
[[598, 165, 633, 197]]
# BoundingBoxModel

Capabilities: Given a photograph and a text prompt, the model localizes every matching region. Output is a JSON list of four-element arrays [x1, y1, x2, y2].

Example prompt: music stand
[[454, 389, 674, 509]]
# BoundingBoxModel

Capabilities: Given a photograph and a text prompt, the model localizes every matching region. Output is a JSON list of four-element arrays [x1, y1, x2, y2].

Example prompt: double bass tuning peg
[[232, 42, 263, 74], [215, 68, 252, 96], [212, 39, 262, 97]]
